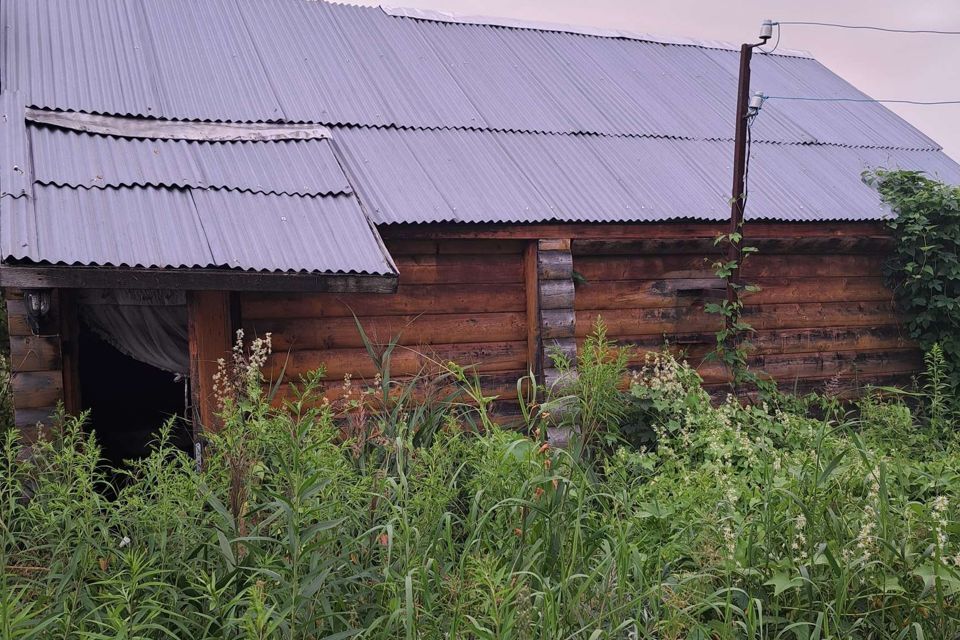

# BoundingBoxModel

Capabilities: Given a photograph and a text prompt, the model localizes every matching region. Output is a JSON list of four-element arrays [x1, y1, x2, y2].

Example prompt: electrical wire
[[762, 95, 960, 106], [757, 22, 781, 54], [741, 110, 756, 218], [776, 21, 960, 35]]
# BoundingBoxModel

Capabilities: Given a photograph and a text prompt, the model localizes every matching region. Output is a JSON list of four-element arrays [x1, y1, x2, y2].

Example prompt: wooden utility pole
[[726, 42, 756, 310], [726, 23, 770, 323]]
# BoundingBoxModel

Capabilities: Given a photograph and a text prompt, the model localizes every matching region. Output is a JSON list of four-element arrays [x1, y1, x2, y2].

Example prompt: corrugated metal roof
[[0, 91, 30, 198], [192, 189, 392, 273], [30, 125, 351, 196], [0, 0, 940, 149], [380, 5, 813, 58], [0, 0, 956, 242], [0, 113, 395, 274], [3, 182, 395, 273], [334, 126, 960, 224]]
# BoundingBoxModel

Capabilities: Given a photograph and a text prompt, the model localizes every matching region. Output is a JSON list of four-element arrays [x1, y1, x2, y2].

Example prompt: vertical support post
[[58, 289, 81, 415], [726, 43, 754, 313], [187, 291, 232, 435], [537, 239, 576, 389], [523, 240, 542, 383]]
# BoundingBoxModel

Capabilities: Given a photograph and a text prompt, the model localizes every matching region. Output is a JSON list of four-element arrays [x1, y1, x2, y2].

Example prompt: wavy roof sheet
[[30, 125, 352, 196], [0, 109, 395, 274], [334, 127, 960, 224], [0, 0, 957, 245], [0, 0, 941, 149]]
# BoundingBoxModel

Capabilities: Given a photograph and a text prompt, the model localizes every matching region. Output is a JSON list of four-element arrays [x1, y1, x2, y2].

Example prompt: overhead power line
[[776, 21, 960, 35], [762, 95, 960, 106]]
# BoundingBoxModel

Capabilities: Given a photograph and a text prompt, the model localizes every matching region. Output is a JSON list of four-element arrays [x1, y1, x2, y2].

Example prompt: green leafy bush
[[868, 169, 960, 414]]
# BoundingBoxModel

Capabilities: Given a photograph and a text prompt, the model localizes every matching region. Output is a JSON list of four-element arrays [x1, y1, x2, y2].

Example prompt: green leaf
[[765, 572, 803, 597]]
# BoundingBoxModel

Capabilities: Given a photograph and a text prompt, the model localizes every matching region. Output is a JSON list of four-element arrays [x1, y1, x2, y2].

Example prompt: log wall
[[573, 225, 916, 395], [239, 239, 529, 411], [5, 288, 79, 440]]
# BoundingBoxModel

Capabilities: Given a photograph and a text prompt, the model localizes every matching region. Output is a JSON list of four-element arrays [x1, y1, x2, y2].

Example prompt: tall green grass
[[2, 330, 959, 638]]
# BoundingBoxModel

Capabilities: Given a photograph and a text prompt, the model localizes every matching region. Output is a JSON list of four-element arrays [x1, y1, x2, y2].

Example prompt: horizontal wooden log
[[575, 278, 721, 310], [603, 325, 913, 359], [269, 370, 526, 406], [378, 222, 889, 241], [12, 371, 62, 410], [385, 239, 526, 256], [6, 298, 31, 336], [393, 255, 523, 285], [248, 312, 527, 351], [745, 372, 915, 398], [696, 348, 921, 385], [538, 251, 573, 281], [575, 255, 715, 281], [577, 301, 900, 339], [740, 254, 885, 278], [241, 283, 526, 320], [743, 300, 900, 332], [539, 238, 571, 252], [576, 254, 885, 282], [539, 279, 575, 310], [574, 238, 721, 256], [573, 236, 892, 257], [0, 266, 398, 293], [543, 367, 578, 391], [743, 277, 893, 305], [541, 309, 576, 340], [576, 307, 722, 338], [576, 276, 894, 311], [752, 236, 893, 255], [265, 340, 528, 380], [543, 336, 577, 367], [9, 335, 61, 372]]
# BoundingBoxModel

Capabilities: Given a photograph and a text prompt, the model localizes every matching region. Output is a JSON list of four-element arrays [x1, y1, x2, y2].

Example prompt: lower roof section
[[0, 100, 397, 279], [0, 184, 397, 276]]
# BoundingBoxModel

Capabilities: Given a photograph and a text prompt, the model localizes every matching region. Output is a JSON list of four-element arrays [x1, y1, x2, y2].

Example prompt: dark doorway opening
[[78, 326, 191, 466]]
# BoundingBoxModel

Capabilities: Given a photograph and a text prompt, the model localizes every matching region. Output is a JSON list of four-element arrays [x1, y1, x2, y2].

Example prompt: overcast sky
[[364, 0, 960, 160]]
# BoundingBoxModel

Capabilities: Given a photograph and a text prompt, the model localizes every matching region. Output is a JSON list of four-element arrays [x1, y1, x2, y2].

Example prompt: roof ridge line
[[380, 4, 815, 59]]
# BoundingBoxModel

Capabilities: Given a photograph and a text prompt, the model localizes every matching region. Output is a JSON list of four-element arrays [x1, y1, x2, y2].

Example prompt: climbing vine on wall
[[704, 231, 761, 391], [867, 169, 960, 399]]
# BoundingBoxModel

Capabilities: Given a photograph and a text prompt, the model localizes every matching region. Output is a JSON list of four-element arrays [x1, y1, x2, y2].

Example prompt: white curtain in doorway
[[80, 304, 189, 375]]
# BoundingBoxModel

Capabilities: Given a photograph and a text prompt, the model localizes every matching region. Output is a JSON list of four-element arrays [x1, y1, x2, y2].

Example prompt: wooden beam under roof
[[0, 265, 398, 293]]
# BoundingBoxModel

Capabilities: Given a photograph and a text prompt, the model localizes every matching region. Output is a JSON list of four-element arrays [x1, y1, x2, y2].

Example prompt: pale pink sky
[[364, 0, 960, 160]]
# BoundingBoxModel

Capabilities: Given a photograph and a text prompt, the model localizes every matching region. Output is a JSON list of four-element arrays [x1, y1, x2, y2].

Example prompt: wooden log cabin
[[1, 0, 958, 455]]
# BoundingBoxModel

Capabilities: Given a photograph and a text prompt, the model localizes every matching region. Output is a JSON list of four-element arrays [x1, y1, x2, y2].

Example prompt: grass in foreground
[[2, 330, 960, 639]]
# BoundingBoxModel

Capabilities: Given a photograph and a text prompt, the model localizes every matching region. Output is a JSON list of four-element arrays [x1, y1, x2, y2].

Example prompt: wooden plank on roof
[[26, 108, 332, 142]]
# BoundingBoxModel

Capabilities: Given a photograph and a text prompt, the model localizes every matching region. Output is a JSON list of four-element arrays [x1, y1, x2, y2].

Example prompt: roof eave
[[0, 264, 398, 294]]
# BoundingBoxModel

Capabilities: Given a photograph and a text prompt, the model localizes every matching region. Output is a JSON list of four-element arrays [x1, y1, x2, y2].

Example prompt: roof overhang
[[0, 264, 398, 293]]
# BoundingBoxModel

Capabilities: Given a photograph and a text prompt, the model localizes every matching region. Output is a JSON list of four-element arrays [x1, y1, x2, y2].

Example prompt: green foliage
[[3, 337, 960, 638], [704, 231, 763, 391], [868, 169, 960, 412], [546, 317, 632, 457]]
